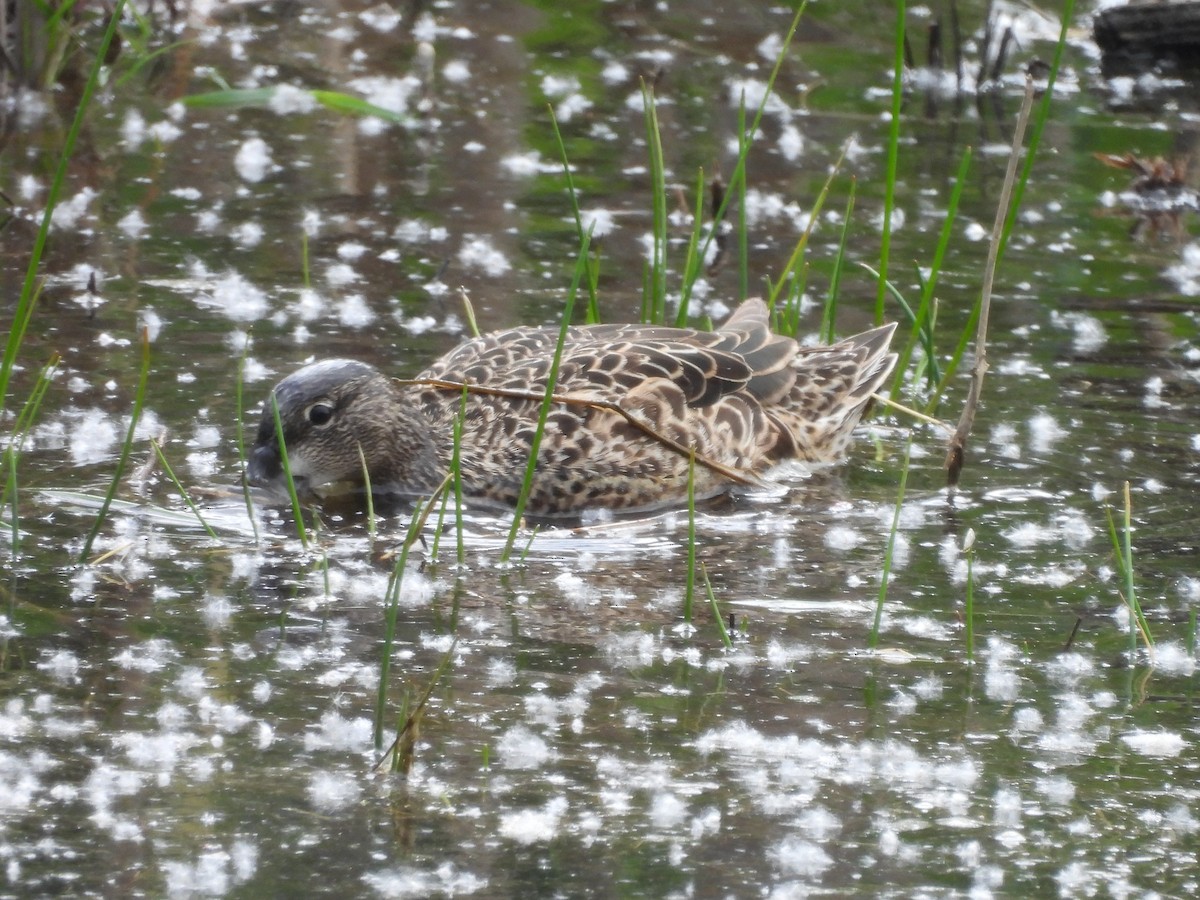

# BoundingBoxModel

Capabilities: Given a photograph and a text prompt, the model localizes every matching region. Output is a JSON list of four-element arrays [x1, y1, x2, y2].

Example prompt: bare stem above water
[[944, 76, 1035, 489]]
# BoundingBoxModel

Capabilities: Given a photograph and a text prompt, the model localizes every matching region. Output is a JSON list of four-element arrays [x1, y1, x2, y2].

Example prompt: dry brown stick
[[945, 75, 1036, 488], [395, 377, 765, 488]]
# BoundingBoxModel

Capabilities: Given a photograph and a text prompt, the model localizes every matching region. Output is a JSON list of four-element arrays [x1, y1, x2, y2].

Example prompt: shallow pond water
[[3, 0, 1200, 896]]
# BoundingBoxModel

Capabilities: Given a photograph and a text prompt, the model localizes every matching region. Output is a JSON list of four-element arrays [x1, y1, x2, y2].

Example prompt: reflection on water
[[2, 0, 1199, 896]]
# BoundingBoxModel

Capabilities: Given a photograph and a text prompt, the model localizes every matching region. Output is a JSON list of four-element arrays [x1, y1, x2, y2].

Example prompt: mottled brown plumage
[[247, 299, 897, 516]]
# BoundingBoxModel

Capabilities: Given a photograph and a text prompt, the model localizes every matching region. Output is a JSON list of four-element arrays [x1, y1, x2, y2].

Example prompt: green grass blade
[[694, 2, 809, 299], [310, 89, 413, 124], [870, 434, 912, 650], [684, 449, 697, 623], [641, 79, 668, 324], [821, 179, 856, 343], [701, 563, 734, 651], [675, 166, 710, 327], [963, 528, 976, 663], [736, 95, 750, 302], [357, 442, 377, 541], [766, 137, 849, 309], [876, 0, 906, 324], [150, 440, 218, 539], [547, 106, 601, 325], [500, 230, 593, 561], [2, 0, 126, 418], [80, 323, 150, 563], [890, 146, 971, 400], [180, 87, 278, 109], [181, 86, 413, 125], [270, 393, 309, 550], [452, 386, 468, 566], [375, 504, 425, 749], [233, 343, 260, 542]]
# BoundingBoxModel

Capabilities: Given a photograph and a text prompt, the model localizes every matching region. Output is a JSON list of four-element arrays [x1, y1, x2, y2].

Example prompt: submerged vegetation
[[2, 0, 1198, 895]]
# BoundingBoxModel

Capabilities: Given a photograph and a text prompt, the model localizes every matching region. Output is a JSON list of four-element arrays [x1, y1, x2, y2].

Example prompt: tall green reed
[[375, 638, 458, 773], [675, 1, 809, 324], [500, 229, 593, 562], [640, 78, 669, 325], [701, 563, 734, 651], [2, 1, 127, 416], [269, 393, 310, 550], [876, 0, 906, 325], [765, 138, 849, 315], [869, 434, 913, 650], [820, 180, 856, 344], [548, 109, 601, 324], [375, 477, 452, 750], [963, 527, 976, 663], [683, 449, 698, 624], [1104, 481, 1153, 656], [890, 146, 971, 403], [2, 355, 58, 555], [233, 341, 260, 541], [5, 2, 126, 561]]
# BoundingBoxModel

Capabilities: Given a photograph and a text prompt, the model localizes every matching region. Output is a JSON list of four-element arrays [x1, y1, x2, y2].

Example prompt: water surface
[[2, 1, 1199, 896]]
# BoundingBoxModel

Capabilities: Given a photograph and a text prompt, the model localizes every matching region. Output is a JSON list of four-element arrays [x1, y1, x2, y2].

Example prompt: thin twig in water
[[944, 75, 1035, 488]]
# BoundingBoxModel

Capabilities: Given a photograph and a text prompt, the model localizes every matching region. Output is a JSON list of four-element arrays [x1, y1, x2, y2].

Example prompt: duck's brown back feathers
[[410, 299, 897, 515]]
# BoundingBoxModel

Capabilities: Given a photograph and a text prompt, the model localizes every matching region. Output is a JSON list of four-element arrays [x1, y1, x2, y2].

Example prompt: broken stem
[[945, 75, 1035, 488]]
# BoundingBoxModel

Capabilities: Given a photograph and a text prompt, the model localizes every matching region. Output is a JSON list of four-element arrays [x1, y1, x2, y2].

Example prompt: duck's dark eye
[[306, 402, 335, 427]]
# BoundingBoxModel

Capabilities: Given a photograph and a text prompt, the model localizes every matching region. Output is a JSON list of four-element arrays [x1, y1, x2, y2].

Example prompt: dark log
[[1094, 1, 1200, 75]]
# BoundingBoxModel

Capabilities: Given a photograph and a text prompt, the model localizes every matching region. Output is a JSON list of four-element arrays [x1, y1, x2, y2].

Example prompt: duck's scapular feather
[[247, 299, 897, 516]]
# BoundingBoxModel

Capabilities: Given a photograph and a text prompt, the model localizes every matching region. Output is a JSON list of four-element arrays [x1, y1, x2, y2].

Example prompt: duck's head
[[246, 359, 442, 500]]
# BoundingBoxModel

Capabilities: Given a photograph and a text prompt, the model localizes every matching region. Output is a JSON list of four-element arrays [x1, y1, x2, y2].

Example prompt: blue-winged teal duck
[[247, 299, 896, 516]]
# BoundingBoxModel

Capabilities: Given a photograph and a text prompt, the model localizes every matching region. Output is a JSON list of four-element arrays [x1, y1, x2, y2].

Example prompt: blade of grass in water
[[500, 229, 593, 561], [963, 528, 976, 663], [1104, 481, 1153, 655], [701, 563, 733, 651], [548, 107, 601, 325], [270, 393, 309, 550], [150, 440, 218, 539], [820, 179, 856, 344], [374, 638, 458, 772], [3, 355, 59, 543], [857, 262, 939, 384], [452, 386, 468, 566], [81, 325, 150, 563], [876, 0, 906, 324], [374, 476, 452, 750], [890, 146, 971, 402], [687, 2, 809, 314], [736, 95, 750, 302], [357, 442, 376, 542], [375, 503, 426, 749], [683, 449, 697, 624], [234, 341, 260, 542], [1, 0, 126, 418], [869, 434, 913, 650], [766, 137, 849, 310], [675, 166, 711, 327], [641, 78, 668, 324]]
